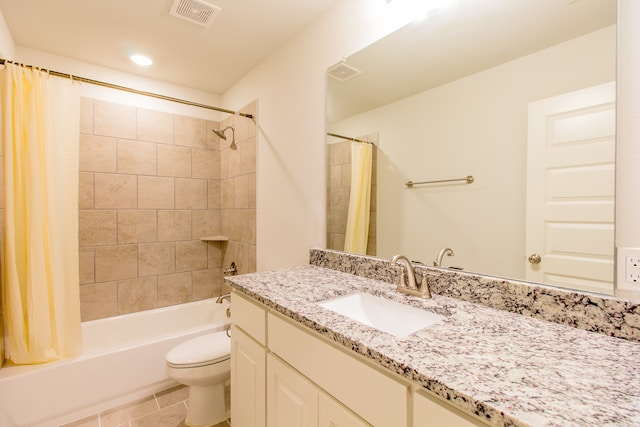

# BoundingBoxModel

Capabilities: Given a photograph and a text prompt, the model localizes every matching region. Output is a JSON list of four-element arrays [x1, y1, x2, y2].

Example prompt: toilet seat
[[166, 332, 230, 369]]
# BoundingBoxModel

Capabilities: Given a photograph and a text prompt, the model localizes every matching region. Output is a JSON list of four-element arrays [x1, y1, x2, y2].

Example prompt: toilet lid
[[166, 332, 230, 367]]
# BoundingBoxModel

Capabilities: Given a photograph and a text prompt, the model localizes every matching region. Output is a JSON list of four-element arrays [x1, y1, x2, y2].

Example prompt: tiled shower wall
[[327, 139, 376, 256], [78, 98, 257, 321]]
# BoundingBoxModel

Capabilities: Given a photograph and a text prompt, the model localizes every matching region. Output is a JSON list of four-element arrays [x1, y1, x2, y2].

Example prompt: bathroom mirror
[[326, 0, 617, 295]]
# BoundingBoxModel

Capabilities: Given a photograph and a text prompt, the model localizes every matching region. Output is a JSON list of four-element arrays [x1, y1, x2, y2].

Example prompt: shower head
[[212, 125, 236, 148]]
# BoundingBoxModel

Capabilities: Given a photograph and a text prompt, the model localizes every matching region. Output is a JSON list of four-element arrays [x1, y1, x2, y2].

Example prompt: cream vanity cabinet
[[231, 291, 489, 427]]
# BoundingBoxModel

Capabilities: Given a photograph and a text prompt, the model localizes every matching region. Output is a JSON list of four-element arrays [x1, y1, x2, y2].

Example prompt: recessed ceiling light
[[130, 54, 153, 66]]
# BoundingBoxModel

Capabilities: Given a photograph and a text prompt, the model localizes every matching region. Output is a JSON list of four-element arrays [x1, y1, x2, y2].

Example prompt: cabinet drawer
[[268, 313, 408, 426], [232, 291, 267, 345]]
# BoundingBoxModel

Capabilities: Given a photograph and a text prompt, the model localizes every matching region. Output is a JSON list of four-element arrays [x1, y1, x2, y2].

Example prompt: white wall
[[222, 0, 425, 271], [330, 26, 615, 280], [0, 7, 15, 59]]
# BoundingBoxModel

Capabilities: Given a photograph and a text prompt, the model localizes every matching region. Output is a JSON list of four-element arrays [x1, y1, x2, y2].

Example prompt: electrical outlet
[[617, 247, 640, 292], [626, 256, 640, 283]]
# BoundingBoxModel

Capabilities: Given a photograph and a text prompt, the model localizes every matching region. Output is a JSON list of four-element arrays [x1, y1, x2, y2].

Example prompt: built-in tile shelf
[[200, 236, 229, 242]]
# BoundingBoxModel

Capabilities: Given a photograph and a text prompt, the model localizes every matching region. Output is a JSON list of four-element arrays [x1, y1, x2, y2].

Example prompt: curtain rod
[[326, 132, 373, 144], [0, 59, 254, 119]]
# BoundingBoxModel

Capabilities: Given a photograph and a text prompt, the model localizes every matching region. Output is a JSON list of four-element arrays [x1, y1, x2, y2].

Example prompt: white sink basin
[[318, 292, 443, 338]]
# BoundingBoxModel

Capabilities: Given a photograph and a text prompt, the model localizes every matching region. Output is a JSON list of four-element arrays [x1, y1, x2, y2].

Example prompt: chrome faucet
[[434, 248, 454, 267], [390, 254, 432, 299]]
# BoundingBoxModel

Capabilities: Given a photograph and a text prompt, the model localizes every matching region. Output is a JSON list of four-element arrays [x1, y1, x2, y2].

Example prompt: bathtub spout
[[216, 294, 231, 304]]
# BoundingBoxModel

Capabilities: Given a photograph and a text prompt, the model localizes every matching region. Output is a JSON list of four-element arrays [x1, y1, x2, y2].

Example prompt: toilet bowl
[[165, 331, 231, 427]]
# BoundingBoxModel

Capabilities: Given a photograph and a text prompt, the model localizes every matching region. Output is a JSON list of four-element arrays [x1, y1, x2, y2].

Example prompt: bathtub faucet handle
[[216, 293, 231, 304]]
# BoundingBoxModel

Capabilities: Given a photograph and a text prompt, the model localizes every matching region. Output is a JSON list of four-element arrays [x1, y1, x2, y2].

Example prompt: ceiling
[[0, 0, 340, 94]]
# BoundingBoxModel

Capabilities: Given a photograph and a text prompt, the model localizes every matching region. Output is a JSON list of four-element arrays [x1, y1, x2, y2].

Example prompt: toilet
[[165, 331, 231, 427]]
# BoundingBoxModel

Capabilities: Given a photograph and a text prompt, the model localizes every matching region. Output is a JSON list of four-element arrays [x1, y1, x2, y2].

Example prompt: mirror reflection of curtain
[[343, 142, 372, 254], [0, 63, 82, 364]]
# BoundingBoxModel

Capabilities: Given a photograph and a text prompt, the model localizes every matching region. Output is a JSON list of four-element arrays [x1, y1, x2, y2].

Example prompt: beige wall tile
[[79, 97, 93, 135], [247, 173, 256, 209], [79, 281, 117, 321], [137, 109, 174, 144], [192, 148, 219, 179], [175, 240, 208, 272], [247, 245, 257, 273], [158, 210, 192, 241], [157, 145, 192, 177], [94, 173, 137, 209], [93, 100, 137, 139], [157, 272, 192, 307], [223, 241, 248, 275], [234, 174, 249, 208], [95, 244, 138, 282], [138, 176, 175, 209], [80, 135, 117, 173], [220, 148, 229, 179], [241, 209, 256, 245], [117, 139, 157, 175], [329, 141, 350, 165], [222, 210, 241, 241], [118, 210, 157, 244], [138, 242, 175, 276], [118, 276, 158, 314], [240, 137, 256, 175], [206, 120, 221, 150], [175, 178, 207, 209], [208, 180, 221, 209], [221, 178, 235, 209], [227, 146, 241, 177], [79, 247, 95, 284], [79, 172, 94, 209], [79, 210, 117, 246], [192, 210, 221, 239], [175, 115, 206, 148], [207, 243, 223, 268], [192, 268, 221, 300]]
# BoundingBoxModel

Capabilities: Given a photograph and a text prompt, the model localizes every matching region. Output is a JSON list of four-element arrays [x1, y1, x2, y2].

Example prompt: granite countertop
[[227, 265, 640, 427]]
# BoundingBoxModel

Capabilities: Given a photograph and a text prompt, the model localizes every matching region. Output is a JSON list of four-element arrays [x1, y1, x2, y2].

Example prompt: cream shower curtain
[[0, 63, 82, 364], [343, 142, 372, 255]]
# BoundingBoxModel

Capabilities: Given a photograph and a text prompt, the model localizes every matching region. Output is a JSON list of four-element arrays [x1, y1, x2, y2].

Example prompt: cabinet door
[[231, 326, 266, 427], [413, 390, 488, 426], [318, 391, 371, 427], [267, 354, 318, 427]]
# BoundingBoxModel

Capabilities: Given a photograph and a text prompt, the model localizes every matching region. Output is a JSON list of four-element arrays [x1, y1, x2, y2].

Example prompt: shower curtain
[[0, 63, 82, 364], [343, 141, 372, 255]]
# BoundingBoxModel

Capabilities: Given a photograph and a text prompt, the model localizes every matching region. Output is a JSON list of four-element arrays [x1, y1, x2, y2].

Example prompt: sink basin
[[318, 292, 443, 338]]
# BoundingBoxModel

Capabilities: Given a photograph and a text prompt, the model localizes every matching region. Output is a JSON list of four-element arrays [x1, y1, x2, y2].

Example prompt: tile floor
[[60, 384, 230, 427]]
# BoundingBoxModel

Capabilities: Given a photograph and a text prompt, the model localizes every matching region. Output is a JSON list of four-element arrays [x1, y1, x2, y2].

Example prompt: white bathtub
[[0, 298, 230, 427]]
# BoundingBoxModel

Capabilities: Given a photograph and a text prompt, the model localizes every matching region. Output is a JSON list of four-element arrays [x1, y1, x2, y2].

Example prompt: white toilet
[[165, 331, 231, 427]]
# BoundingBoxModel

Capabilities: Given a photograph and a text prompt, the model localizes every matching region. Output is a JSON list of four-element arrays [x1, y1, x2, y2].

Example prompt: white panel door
[[231, 326, 266, 427], [526, 82, 615, 294], [318, 391, 371, 427], [267, 354, 318, 427]]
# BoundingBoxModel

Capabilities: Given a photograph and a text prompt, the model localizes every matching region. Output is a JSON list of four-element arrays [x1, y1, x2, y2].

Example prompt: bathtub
[[0, 298, 230, 427]]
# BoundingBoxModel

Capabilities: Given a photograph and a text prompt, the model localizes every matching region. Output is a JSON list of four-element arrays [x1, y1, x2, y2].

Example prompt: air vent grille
[[327, 61, 362, 82], [170, 0, 221, 28]]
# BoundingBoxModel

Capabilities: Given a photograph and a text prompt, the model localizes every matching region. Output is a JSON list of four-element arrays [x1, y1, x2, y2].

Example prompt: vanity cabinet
[[267, 353, 370, 427], [231, 290, 489, 427]]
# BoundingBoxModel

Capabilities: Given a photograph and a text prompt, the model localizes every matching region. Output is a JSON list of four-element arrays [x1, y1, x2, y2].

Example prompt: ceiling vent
[[170, 0, 221, 28], [327, 61, 362, 82]]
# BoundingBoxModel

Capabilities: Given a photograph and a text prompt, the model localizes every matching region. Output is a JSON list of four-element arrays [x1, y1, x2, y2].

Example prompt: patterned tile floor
[[60, 384, 230, 427]]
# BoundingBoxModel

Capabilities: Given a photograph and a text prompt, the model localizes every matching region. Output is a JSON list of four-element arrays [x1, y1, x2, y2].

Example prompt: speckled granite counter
[[227, 265, 640, 427]]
